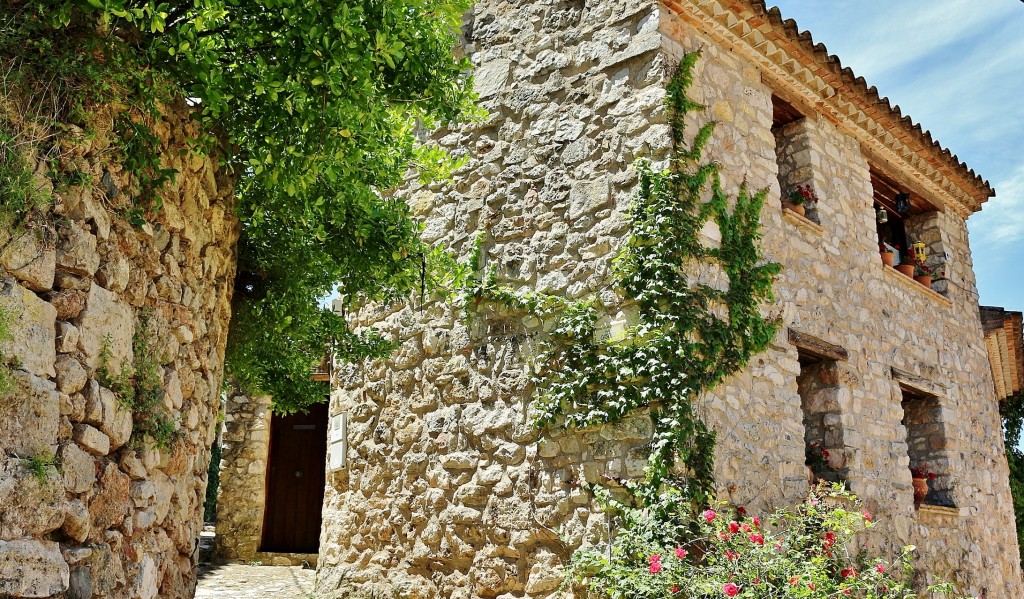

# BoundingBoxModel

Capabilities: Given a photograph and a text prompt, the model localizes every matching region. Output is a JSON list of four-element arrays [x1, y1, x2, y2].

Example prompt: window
[[772, 94, 821, 225], [872, 167, 947, 274], [790, 330, 851, 485], [900, 385, 955, 507], [798, 353, 847, 484]]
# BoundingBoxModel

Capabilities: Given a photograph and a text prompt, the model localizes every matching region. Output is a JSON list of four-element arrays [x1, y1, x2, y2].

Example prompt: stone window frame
[[891, 367, 958, 510], [790, 329, 851, 485], [772, 93, 823, 227], [870, 165, 949, 296]]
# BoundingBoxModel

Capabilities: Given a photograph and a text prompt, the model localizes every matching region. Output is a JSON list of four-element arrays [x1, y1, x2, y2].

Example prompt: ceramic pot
[[912, 477, 928, 505], [895, 263, 915, 277], [784, 201, 806, 217], [880, 251, 895, 267], [914, 275, 932, 287]]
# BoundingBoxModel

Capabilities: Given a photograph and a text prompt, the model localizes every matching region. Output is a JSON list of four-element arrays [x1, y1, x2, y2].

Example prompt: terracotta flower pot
[[912, 477, 928, 505], [807, 465, 816, 485], [880, 251, 895, 267], [895, 263, 915, 277], [914, 274, 932, 287], [784, 201, 806, 217]]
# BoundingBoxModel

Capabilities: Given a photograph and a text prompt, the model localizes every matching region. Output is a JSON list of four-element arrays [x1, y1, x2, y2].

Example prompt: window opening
[[772, 94, 821, 225], [899, 385, 955, 508], [798, 352, 847, 484]]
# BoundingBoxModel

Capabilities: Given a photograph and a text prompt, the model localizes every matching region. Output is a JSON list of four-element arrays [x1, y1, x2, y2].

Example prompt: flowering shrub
[[571, 484, 964, 598]]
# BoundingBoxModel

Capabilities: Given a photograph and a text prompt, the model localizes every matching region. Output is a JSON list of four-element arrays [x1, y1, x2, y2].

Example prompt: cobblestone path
[[195, 563, 316, 598]]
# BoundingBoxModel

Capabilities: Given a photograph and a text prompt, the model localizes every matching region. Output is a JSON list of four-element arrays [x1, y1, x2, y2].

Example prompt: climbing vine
[[467, 52, 780, 514]]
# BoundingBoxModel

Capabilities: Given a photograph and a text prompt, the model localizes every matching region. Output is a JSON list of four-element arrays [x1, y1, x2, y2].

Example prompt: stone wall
[[0, 100, 238, 598], [214, 390, 272, 563], [317, 1, 1023, 597]]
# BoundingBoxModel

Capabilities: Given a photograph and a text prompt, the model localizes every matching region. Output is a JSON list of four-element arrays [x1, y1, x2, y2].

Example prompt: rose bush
[[571, 484, 965, 598]]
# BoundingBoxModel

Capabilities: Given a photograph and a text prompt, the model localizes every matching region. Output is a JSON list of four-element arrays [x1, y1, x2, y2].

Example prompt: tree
[[1001, 392, 1024, 568], [3, 0, 478, 411]]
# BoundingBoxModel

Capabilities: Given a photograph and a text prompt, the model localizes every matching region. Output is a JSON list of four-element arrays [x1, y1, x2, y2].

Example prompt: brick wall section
[[316, 0, 1023, 597], [0, 101, 238, 598]]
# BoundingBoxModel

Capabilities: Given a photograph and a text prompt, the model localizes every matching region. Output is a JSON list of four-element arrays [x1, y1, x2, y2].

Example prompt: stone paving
[[195, 563, 316, 599]]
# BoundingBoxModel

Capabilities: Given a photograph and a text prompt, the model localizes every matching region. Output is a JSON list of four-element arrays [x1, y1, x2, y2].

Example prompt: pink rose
[[703, 509, 717, 523], [675, 547, 688, 559], [722, 583, 740, 597]]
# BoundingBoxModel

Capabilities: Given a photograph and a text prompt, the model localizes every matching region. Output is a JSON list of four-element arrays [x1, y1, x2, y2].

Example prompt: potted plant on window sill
[[783, 183, 818, 218], [895, 255, 916, 277], [914, 262, 943, 288], [805, 441, 835, 484], [910, 464, 936, 506], [879, 243, 896, 267]]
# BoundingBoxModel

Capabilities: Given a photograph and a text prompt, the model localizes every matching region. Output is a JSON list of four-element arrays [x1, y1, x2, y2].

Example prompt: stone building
[[0, 100, 238, 597], [313, 0, 1023, 597]]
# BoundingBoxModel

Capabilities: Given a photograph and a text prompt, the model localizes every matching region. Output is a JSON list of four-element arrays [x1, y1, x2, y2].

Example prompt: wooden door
[[261, 402, 328, 553]]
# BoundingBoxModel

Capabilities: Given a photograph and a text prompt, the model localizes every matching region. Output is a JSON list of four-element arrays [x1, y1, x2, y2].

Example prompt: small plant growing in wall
[[98, 311, 180, 449], [20, 453, 61, 487], [0, 303, 13, 397]]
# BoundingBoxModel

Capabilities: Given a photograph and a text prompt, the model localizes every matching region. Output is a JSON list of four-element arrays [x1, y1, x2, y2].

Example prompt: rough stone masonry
[[316, 0, 1024, 597], [0, 99, 238, 597]]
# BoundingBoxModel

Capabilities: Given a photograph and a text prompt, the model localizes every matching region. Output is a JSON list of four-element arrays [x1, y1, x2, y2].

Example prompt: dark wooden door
[[261, 402, 328, 553]]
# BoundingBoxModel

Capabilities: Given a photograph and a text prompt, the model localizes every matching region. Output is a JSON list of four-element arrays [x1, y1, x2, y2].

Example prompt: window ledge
[[882, 264, 952, 307], [916, 503, 961, 525], [782, 207, 824, 235]]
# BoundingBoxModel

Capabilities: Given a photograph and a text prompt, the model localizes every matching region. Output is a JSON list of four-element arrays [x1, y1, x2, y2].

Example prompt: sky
[[769, 1, 1024, 311]]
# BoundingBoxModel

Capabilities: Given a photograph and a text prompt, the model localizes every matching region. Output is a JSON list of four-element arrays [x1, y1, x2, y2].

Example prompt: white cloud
[[970, 164, 1024, 245]]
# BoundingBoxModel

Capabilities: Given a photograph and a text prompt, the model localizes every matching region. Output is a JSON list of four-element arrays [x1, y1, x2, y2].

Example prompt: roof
[[980, 306, 1024, 402], [662, 0, 995, 216]]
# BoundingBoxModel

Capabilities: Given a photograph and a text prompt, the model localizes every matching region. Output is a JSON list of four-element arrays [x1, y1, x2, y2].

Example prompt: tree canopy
[[4, 0, 478, 411]]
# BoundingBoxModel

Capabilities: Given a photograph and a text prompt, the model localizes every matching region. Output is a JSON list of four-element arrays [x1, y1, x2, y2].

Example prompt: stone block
[[1, 370, 61, 458], [61, 442, 97, 493], [56, 221, 100, 277], [74, 423, 110, 456], [0, 539, 70, 598], [0, 456, 66, 538], [474, 58, 511, 99], [56, 321, 81, 353], [0, 229, 55, 291], [49, 289, 88, 320], [89, 463, 131, 535], [55, 355, 88, 394], [83, 380, 133, 449], [77, 283, 134, 376], [568, 176, 609, 221], [0, 279, 57, 377], [62, 498, 91, 542]]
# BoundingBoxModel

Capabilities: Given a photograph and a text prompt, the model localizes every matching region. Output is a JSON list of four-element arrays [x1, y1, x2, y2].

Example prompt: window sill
[[881, 264, 952, 307], [916, 503, 961, 526], [781, 206, 824, 235]]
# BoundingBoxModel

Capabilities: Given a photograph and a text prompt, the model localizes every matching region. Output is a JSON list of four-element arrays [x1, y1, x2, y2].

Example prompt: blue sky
[[770, 1, 1024, 311]]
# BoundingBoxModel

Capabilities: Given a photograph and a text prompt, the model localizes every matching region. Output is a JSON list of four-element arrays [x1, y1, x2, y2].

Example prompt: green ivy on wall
[[467, 52, 780, 515]]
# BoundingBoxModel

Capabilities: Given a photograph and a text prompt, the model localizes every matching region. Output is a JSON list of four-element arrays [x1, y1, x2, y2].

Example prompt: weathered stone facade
[[317, 1, 1022, 597], [0, 100, 238, 597]]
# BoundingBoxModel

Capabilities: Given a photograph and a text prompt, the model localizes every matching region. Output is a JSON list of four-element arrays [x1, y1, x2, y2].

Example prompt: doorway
[[260, 402, 328, 554]]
